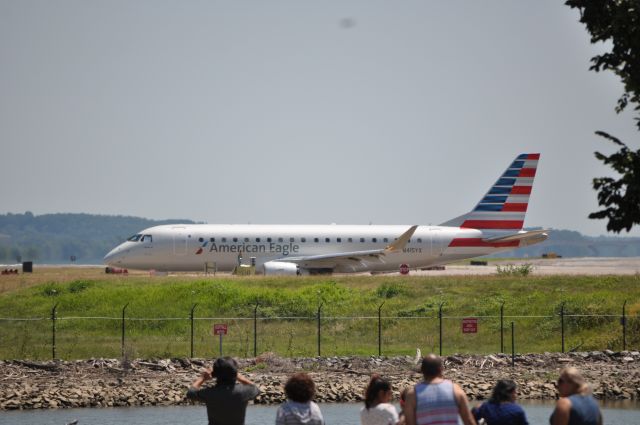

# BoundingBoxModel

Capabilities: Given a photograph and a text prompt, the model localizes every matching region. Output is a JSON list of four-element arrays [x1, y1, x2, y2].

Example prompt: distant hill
[[0, 213, 639, 264], [490, 228, 640, 258], [0, 212, 195, 264]]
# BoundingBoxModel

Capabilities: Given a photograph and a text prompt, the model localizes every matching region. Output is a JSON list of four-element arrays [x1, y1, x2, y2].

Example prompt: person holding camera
[[187, 357, 261, 425]]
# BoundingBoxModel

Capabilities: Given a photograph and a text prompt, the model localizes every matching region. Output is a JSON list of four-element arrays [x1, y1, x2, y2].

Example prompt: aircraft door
[[172, 227, 188, 256], [429, 228, 445, 257]]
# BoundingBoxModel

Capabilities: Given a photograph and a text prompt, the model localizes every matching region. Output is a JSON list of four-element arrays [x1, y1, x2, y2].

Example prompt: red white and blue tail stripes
[[460, 153, 539, 230], [441, 153, 540, 231]]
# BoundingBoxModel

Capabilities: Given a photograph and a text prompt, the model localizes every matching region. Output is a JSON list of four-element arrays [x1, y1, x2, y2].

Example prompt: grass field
[[0, 268, 639, 360]]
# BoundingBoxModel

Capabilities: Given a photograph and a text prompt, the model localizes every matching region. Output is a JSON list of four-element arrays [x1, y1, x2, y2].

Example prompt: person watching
[[550, 367, 602, 425], [275, 372, 324, 425], [404, 354, 476, 425], [187, 357, 260, 425], [472, 380, 529, 425]]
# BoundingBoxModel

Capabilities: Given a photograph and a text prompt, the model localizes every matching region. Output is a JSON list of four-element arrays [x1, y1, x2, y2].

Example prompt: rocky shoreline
[[2, 351, 640, 410]]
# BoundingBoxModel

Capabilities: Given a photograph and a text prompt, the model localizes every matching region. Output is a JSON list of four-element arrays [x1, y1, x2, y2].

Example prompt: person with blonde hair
[[550, 367, 602, 425]]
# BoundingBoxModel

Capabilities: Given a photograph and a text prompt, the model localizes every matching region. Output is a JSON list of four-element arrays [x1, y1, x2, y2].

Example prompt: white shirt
[[360, 403, 399, 425]]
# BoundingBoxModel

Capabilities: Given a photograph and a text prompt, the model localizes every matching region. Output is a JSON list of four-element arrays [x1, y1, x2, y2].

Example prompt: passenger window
[[301, 238, 306, 243], [337, 238, 341, 243], [210, 237, 215, 242], [324, 238, 330, 243], [244, 237, 249, 242], [372, 238, 377, 243], [383, 238, 388, 243], [233, 237, 238, 242], [256, 238, 260, 243], [418, 238, 422, 243], [290, 237, 295, 243], [314, 238, 319, 243], [222, 237, 227, 242], [278, 237, 283, 243], [360, 238, 365, 243], [267, 238, 272, 243], [198, 237, 204, 242], [348, 238, 353, 243]]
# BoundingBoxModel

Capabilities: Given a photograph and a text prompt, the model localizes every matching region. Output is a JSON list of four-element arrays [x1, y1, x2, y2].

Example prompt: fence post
[[500, 302, 505, 354], [622, 300, 627, 351], [560, 302, 565, 353], [317, 302, 323, 357], [378, 301, 385, 356], [121, 303, 129, 358], [51, 303, 58, 360], [253, 302, 259, 357], [190, 304, 197, 358], [438, 302, 444, 356], [511, 321, 515, 367]]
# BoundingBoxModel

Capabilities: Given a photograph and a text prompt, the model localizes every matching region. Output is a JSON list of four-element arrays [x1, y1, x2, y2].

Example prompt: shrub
[[496, 263, 534, 277]]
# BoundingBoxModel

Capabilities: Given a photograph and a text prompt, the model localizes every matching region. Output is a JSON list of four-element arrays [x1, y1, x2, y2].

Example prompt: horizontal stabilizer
[[482, 229, 549, 244]]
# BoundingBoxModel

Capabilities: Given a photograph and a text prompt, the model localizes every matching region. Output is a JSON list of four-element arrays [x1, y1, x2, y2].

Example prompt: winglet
[[385, 225, 418, 253]]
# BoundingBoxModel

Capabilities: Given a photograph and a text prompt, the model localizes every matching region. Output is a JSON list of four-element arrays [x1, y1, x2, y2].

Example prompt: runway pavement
[[410, 257, 640, 276]]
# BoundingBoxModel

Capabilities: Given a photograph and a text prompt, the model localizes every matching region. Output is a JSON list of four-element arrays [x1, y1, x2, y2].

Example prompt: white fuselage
[[104, 223, 525, 274]]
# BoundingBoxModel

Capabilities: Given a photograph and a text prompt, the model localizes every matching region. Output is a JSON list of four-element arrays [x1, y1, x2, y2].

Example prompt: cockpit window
[[127, 234, 142, 242], [141, 234, 153, 243]]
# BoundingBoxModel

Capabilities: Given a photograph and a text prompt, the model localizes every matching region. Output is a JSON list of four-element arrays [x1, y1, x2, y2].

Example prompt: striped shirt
[[415, 380, 460, 425]]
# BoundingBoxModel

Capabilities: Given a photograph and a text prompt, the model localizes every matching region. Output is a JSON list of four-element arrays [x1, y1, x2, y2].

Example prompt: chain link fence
[[0, 302, 637, 360]]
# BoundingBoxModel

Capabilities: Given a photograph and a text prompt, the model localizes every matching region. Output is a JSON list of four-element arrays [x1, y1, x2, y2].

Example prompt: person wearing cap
[[550, 367, 602, 425], [187, 356, 261, 425], [404, 354, 476, 425]]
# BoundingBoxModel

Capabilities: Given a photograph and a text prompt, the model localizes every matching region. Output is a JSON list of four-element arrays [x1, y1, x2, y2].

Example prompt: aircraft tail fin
[[440, 153, 540, 230]]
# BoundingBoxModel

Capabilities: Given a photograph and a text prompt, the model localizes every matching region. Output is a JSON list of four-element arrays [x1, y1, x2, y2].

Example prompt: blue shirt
[[473, 401, 529, 425]]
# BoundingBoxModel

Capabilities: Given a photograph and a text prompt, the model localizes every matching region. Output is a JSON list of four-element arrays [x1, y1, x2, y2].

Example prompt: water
[[1, 401, 638, 425]]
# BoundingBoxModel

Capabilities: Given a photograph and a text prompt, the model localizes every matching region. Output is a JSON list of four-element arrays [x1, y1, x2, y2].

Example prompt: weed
[[496, 264, 534, 277]]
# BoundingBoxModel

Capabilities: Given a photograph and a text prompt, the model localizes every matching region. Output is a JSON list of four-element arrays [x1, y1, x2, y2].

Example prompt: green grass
[[1, 271, 639, 360]]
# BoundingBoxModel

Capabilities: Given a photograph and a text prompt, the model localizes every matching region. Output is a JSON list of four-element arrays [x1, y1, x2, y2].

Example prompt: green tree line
[[0, 212, 194, 264]]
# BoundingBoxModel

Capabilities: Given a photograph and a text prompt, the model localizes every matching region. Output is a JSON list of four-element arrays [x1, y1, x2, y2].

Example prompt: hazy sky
[[1, 1, 638, 236]]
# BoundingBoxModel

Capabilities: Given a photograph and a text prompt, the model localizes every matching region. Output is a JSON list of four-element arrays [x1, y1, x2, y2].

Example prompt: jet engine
[[262, 261, 300, 276]]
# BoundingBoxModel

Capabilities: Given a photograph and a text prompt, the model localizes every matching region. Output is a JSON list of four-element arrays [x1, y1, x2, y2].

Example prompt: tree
[[566, 0, 640, 232]]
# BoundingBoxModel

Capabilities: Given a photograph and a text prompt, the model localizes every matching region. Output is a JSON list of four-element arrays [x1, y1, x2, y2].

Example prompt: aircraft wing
[[274, 225, 418, 271]]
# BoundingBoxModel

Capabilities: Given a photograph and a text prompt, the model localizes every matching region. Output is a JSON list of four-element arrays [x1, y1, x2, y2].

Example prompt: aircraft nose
[[104, 245, 125, 266]]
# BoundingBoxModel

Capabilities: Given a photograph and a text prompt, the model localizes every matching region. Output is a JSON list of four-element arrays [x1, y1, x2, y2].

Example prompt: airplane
[[104, 154, 548, 275]]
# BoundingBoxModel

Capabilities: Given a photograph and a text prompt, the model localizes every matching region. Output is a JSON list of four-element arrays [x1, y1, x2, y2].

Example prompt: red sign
[[462, 318, 478, 334], [213, 324, 228, 335], [399, 264, 410, 275]]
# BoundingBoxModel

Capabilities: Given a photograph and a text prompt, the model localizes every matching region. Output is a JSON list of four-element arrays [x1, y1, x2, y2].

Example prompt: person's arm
[[275, 405, 286, 425], [403, 386, 417, 425], [236, 372, 255, 386], [187, 367, 212, 401], [550, 398, 571, 425], [237, 372, 261, 400], [453, 383, 477, 425], [518, 405, 530, 425]]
